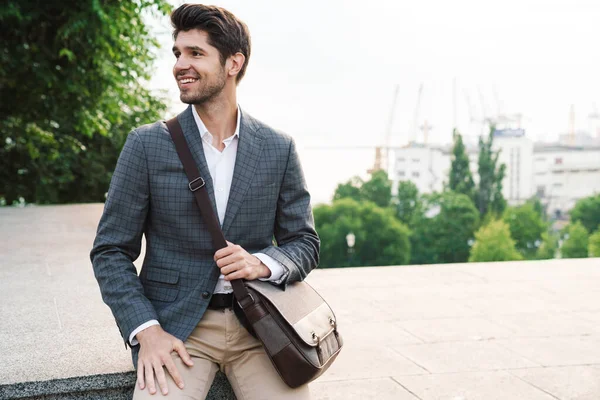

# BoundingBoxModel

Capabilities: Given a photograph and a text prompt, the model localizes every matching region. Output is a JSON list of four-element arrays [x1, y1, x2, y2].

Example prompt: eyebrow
[[172, 45, 206, 53]]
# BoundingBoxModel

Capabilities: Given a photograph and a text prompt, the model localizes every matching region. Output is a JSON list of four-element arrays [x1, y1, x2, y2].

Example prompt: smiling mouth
[[179, 78, 198, 84]]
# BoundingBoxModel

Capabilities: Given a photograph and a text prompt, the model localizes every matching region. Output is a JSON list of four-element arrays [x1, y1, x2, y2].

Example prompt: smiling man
[[90, 4, 319, 399]]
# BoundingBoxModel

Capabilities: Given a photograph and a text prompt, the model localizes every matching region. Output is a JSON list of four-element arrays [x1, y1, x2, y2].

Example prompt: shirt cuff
[[254, 253, 286, 283], [129, 320, 160, 346]]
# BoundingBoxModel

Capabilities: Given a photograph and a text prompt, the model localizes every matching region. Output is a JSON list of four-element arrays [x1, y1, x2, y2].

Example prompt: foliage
[[332, 176, 363, 203], [313, 198, 410, 268], [448, 129, 475, 201], [475, 126, 507, 217], [360, 170, 392, 208], [410, 191, 479, 264], [395, 180, 419, 225], [589, 230, 600, 257], [526, 196, 546, 221], [570, 194, 600, 234], [535, 231, 559, 260], [560, 221, 589, 259], [503, 203, 546, 259], [469, 219, 522, 262], [332, 170, 392, 208], [1, 0, 172, 204]]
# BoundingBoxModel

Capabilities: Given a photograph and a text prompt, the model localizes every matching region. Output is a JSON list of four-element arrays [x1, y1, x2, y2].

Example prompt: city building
[[390, 129, 600, 217]]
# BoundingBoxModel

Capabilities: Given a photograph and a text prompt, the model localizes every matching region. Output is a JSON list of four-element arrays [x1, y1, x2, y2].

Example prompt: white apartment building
[[532, 144, 600, 217], [390, 130, 600, 216]]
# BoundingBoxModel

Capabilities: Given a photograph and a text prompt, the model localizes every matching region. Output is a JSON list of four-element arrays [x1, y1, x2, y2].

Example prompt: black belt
[[208, 293, 235, 309]]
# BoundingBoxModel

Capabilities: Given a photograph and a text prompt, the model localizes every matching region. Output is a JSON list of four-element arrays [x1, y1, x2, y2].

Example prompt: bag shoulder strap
[[165, 117, 255, 308]]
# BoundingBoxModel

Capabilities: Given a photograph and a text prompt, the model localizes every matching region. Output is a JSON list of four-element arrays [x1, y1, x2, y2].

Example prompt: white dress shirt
[[129, 105, 285, 345]]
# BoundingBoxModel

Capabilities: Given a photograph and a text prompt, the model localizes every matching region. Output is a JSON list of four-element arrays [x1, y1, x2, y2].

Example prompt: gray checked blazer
[[90, 105, 320, 364]]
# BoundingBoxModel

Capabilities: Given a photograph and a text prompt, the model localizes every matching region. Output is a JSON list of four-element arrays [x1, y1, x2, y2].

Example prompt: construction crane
[[420, 120, 432, 145], [411, 83, 424, 143], [368, 84, 399, 174]]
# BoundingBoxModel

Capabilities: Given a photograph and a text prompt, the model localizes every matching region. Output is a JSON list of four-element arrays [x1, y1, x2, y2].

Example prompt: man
[[90, 4, 319, 399]]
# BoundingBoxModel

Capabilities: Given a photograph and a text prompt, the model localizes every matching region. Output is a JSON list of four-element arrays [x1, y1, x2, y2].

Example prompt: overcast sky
[[147, 0, 600, 204]]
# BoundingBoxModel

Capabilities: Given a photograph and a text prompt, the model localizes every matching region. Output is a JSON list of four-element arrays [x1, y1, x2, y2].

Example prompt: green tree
[[561, 221, 589, 259], [360, 170, 392, 208], [1, 0, 171, 204], [526, 196, 546, 221], [475, 126, 507, 217], [332, 171, 393, 208], [469, 219, 522, 262], [395, 180, 419, 225], [535, 231, 558, 260], [588, 230, 600, 257], [410, 191, 479, 264], [570, 194, 600, 234], [332, 176, 363, 203], [448, 129, 475, 201], [313, 198, 410, 268], [503, 203, 546, 259]]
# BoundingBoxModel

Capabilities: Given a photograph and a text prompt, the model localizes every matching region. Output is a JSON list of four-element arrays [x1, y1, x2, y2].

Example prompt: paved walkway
[[1, 204, 599, 399]]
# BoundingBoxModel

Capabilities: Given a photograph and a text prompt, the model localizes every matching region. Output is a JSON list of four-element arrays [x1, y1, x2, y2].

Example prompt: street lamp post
[[346, 232, 355, 266]]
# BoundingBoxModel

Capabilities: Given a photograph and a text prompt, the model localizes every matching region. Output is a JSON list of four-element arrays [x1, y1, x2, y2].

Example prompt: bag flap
[[246, 280, 338, 347]]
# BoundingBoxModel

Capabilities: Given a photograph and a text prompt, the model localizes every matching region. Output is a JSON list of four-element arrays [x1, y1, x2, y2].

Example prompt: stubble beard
[[180, 67, 227, 105]]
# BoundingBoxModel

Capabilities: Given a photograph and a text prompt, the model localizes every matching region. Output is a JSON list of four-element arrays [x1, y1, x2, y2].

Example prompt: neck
[[193, 90, 238, 144]]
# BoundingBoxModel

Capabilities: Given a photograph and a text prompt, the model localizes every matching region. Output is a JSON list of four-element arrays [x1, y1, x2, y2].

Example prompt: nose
[[173, 55, 191, 76]]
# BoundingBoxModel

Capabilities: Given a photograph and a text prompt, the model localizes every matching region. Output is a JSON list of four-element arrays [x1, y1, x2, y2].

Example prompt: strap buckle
[[237, 293, 255, 309], [188, 177, 205, 192]]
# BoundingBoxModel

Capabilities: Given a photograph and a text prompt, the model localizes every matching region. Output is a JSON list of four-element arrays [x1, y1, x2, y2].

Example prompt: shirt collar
[[191, 105, 241, 144]]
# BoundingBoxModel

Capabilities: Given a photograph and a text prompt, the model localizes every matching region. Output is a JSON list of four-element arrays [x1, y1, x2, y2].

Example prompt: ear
[[227, 52, 246, 78]]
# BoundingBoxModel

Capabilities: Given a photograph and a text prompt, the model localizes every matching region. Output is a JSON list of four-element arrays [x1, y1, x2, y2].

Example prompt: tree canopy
[[561, 221, 589, 259], [475, 127, 506, 217], [313, 198, 410, 268], [448, 129, 475, 201], [503, 202, 546, 259], [588, 230, 600, 258], [570, 194, 600, 234], [469, 219, 522, 262], [1, 0, 171, 204], [410, 191, 480, 264], [395, 180, 419, 225], [333, 171, 392, 209]]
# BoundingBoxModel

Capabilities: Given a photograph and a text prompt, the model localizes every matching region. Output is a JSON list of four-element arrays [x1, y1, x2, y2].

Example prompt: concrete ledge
[[0, 371, 235, 400], [3, 204, 600, 399]]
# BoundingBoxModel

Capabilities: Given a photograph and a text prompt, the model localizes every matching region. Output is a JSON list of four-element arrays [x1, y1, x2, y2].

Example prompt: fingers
[[215, 252, 239, 268], [173, 340, 194, 367], [137, 359, 145, 390], [144, 361, 156, 395], [163, 357, 185, 390], [214, 242, 237, 260], [224, 265, 252, 281], [154, 360, 170, 395], [214, 247, 233, 260], [219, 260, 245, 276]]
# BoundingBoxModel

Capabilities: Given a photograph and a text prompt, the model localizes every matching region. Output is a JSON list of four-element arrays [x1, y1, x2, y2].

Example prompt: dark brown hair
[[171, 4, 251, 83]]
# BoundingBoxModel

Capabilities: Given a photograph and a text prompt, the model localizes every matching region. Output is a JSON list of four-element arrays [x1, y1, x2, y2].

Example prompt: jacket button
[[202, 291, 210, 299]]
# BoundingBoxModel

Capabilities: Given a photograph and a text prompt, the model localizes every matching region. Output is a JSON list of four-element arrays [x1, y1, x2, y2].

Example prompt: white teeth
[[181, 78, 197, 84]]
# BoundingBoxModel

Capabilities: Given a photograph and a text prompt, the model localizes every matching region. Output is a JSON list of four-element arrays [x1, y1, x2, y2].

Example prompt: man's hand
[[214, 241, 271, 281], [136, 325, 194, 395]]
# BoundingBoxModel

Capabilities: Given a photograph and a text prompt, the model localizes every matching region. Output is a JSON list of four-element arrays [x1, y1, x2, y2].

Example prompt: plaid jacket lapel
[[222, 109, 264, 236], [176, 106, 219, 217]]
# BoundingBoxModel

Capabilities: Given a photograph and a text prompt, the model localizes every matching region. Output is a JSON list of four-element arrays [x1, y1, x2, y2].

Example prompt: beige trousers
[[133, 308, 311, 400]]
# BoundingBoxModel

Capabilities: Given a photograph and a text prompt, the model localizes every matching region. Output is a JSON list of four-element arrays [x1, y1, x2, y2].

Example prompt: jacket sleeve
[[260, 138, 320, 285], [90, 130, 158, 345]]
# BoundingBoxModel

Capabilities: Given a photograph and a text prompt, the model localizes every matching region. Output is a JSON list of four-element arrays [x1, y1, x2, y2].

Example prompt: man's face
[[172, 30, 227, 105]]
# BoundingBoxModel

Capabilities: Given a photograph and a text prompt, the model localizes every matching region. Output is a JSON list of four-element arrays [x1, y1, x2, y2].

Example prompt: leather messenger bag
[[165, 117, 343, 388]]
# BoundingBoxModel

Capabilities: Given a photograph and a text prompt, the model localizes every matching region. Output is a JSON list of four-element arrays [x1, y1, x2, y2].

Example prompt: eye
[[173, 52, 181, 59], [192, 51, 201, 57]]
